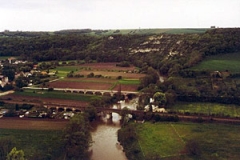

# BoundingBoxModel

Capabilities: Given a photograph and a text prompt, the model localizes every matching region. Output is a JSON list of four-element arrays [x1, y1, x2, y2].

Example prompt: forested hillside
[[1, 29, 240, 74], [1, 28, 240, 104]]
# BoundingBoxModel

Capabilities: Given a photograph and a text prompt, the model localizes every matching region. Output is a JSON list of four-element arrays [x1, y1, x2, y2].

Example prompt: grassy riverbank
[[170, 102, 240, 118], [121, 122, 240, 160]]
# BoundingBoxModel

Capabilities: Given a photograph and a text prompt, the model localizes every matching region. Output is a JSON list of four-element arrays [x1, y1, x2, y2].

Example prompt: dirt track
[[0, 117, 68, 130]]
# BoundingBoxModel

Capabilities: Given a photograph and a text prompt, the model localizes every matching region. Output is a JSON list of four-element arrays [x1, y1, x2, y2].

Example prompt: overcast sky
[[0, 0, 240, 31]]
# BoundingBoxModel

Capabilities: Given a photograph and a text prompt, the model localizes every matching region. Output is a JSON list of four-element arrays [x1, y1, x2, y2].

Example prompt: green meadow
[[0, 129, 64, 159], [170, 102, 240, 118], [50, 65, 83, 77], [118, 79, 140, 85], [135, 122, 240, 159], [191, 52, 240, 73], [15, 89, 101, 102]]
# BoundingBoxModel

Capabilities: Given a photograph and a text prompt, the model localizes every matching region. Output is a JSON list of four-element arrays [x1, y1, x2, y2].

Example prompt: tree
[[15, 76, 28, 88], [153, 92, 167, 106], [84, 106, 97, 121], [63, 113, 92, 159], [7, 147, 25, 160]]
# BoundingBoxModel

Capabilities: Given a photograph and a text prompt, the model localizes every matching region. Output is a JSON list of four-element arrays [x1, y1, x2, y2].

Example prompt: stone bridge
[[43, 104, 143, 116], [54, 88, 139, 97], [24, 87, 139, 97]]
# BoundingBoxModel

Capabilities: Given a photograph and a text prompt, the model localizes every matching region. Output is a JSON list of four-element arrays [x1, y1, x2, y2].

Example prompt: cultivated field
[[49, 80, 114, 90], [0, 118, 68, 130], [135, 122, 240, 159], [48, 63, 144, 91], [1, 90, 94, 107]]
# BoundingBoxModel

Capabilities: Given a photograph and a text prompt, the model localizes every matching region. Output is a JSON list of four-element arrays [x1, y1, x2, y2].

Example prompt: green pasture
[[0, 129, 64, 159], [50, 66, 83, 77], [118, 79, 140, 85], [191, 52, 240, 73], [135, 122, 240, 159], [136, 122, 184, 158], [165, 28, 208, 34], [171, 102, 240, 117], [16, 89, 101, 102], [91, 28, 209, 35]]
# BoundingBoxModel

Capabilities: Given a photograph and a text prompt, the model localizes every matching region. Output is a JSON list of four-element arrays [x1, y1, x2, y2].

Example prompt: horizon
[[1, 0, 240, 32], [2, 27, 238, 33]]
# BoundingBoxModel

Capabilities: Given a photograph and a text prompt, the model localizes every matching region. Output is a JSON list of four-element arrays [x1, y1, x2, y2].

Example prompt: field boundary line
[[170, 123, 185, 144]]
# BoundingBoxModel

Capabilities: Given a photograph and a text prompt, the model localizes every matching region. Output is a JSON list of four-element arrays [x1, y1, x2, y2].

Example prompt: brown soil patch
[[112, 84, 139, 91], [2, 94, 88, 107], [0, 117, 68, 130], [48, 81, 113, 90]]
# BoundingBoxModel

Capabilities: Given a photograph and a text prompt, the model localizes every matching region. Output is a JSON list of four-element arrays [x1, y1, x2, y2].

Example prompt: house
[[8, 57, 16, 64], [0, 76, 9, 87]]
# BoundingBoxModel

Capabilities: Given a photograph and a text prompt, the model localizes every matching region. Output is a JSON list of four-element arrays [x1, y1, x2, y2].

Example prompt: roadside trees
[[153, 92, 167, 107]]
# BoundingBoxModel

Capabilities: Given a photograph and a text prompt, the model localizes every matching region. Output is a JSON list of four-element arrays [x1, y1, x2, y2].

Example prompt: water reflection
[[90, 112, 127, 160]]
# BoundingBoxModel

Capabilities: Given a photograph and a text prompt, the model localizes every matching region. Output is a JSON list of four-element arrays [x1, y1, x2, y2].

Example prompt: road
[[0, 90, 14, 96]]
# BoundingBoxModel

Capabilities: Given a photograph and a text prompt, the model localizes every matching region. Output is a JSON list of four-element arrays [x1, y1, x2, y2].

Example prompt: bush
[[185, 140, 201, 157]]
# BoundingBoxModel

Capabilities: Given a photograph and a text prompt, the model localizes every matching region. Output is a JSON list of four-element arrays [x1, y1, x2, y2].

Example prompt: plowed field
[[48, 81, 113, 90], [0, 117, 68, 130]]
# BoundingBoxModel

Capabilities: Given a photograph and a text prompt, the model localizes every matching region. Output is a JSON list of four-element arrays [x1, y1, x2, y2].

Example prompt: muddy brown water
[[90, 112, 127, 160]]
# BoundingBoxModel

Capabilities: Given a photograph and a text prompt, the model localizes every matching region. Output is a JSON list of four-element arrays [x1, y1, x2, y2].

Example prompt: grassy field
[[170, 102, 240, 117], [0, 128, 64, 159], [15, 89, 101, 102], [135, 122, 240, 159], [191, 52, 240, 73], [51, 65, 83, 77], [89, 28, 209, 35], [118, 79, 140, 85], [136, 123, 185, 158]]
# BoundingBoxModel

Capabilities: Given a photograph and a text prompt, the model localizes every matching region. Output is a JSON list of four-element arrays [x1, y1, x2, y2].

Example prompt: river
[[90, 112, 127, 160], [89, 98, 138, 160]]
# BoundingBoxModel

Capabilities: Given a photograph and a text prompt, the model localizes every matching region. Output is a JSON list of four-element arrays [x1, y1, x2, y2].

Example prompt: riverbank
[[119, 121, 240, 160]]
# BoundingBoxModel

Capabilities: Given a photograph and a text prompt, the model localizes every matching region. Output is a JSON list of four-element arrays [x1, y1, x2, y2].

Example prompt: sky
[[0, 0, 240, 31]]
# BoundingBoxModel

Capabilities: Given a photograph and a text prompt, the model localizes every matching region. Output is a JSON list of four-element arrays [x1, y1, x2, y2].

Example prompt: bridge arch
[[86, 91, 94, 95], [79, 91, 85, 94], [103, 92, 111, 96], [66, 108, 73, 112], [58, 107, 64, 112], [95, 91, 102, 96]]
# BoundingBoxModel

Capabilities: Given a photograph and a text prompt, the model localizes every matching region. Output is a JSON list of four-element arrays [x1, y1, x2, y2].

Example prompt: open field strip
[[0, 125, 65, 159], [171, 102, 240, 117], [136, 122, 185, 158], [191, 52, 240, 73], [14, 89, 101, 102]]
